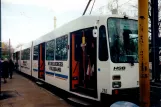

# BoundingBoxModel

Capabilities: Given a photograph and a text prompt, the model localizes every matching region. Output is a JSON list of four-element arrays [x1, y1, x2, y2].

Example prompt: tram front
[[107, 17, 139, 103]]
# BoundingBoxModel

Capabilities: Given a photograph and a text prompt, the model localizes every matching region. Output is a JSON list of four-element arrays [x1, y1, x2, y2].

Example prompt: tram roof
[[17, 14, 137, 47]]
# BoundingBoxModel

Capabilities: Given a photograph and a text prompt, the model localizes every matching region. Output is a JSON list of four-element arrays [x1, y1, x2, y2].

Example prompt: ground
[[0, 72, 71, 107]]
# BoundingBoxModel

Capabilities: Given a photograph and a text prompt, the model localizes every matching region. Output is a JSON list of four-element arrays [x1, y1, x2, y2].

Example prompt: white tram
[[13, 15, 139, 105]]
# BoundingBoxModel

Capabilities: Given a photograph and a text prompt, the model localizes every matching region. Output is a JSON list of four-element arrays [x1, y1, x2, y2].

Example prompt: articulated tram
[[13, 15, 139, 105]]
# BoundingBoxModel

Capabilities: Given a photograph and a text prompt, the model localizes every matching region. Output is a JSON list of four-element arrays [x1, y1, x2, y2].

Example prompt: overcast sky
[[2, 0, 136, 48]]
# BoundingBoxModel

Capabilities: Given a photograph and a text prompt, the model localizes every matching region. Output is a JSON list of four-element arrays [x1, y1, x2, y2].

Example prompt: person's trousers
[[9, 70, 13, 78]]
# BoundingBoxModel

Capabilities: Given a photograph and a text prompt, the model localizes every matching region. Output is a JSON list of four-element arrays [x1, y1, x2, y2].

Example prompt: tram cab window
[[33, 45, 39, 60], [46, 39, 55, 60], [99, 25, 108, 61], [107, 18, 138, 63], [55, 35, 68, 60]]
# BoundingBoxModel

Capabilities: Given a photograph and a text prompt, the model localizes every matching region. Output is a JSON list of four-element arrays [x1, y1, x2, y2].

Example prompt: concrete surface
[[0, 72, 71, 107]]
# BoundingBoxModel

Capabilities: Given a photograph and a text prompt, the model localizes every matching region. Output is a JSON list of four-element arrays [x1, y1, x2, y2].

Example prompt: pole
[[138, 0, 150, 107], [82, 0, 92, 16], [54, 16, 56, 29]]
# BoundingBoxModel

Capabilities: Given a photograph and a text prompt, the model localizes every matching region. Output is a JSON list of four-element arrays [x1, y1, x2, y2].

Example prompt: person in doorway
[[2, 58, 9, 83], [9, 59, 14, 79]]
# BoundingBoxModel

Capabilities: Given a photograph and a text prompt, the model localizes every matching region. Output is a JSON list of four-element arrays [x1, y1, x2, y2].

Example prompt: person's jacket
[[2, 61, 9, 72], [9, 60, 14, 70]]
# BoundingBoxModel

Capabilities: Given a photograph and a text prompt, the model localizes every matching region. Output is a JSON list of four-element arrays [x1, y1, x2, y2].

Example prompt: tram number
[[113, 66, 126, 71], [102, 88, 107, 94]]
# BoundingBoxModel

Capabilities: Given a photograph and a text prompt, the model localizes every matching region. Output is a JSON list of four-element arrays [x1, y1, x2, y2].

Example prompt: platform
[[0, 72, 71, 107]]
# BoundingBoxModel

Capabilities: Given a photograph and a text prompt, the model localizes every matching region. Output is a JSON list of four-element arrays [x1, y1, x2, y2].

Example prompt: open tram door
[[38, 43, 45, 80], [70, 28, 97, 98]]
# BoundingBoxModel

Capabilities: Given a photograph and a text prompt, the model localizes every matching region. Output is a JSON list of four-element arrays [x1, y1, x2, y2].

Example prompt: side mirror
[[93, 29, 97, 38]]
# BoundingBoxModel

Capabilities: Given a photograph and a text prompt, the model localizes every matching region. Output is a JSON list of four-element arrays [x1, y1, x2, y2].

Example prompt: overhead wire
[[90, 0, 96, 14], [82, 0, 92, 16]]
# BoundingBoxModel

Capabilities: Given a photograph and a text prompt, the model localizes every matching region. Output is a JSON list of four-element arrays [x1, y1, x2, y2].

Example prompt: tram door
[[70, 28, 97, 97], [70, 33, 81, 90], [38, 43, 45, 80]]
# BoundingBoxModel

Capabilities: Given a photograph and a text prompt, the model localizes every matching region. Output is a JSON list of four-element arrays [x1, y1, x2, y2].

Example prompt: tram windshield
[[107, 18, 138, 63]]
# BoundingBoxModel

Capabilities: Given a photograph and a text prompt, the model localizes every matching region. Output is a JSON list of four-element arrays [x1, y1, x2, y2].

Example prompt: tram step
[[76, 86, 97, 98], [77, 86, 95, 91], [67, 97, 90, 106], [77, 86, 95, 94]]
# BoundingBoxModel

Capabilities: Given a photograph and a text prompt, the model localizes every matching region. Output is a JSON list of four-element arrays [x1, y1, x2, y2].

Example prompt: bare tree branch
[[149, 30, 152, 33], [130, 5, 138, 9], [148, 1, 152, 7], [130, 0, 161, 33]]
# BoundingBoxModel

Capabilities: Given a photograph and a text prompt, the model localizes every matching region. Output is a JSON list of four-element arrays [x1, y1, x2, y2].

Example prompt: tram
[[13, 15, 139, 105]]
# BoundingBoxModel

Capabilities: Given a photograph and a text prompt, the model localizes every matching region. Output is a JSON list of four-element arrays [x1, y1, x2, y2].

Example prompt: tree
[[130, 1, 161, 68], [130, 0, 161, 34], [108, 0, 118, 14], [107, 0, 124, 15], [2, 42, 14, 59], [96, 0, 124, 15]]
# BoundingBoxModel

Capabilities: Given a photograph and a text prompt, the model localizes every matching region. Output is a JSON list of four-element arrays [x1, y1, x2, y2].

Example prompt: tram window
[[46, 39, 55, 60], [22, 48, 30, 60], [21, 50, 24, 60], [99, 25, 108, 61], [17, 52, 20, 60], [55, 35, 68, 60], [14, 53, 15, 60], [26, 48, 30, 60], [33, 45, 39, 60], [13, 53, 15, 60]]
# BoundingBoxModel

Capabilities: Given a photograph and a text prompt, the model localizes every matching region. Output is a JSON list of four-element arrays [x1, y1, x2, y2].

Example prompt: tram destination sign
[[48, 62, 63, 72]]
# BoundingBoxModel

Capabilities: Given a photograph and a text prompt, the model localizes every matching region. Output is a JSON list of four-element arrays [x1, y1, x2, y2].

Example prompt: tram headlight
[[112, 81, 121, 88]]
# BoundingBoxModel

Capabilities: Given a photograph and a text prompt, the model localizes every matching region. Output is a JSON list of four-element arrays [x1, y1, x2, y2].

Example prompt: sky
[[2, 0, 136, 48]]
